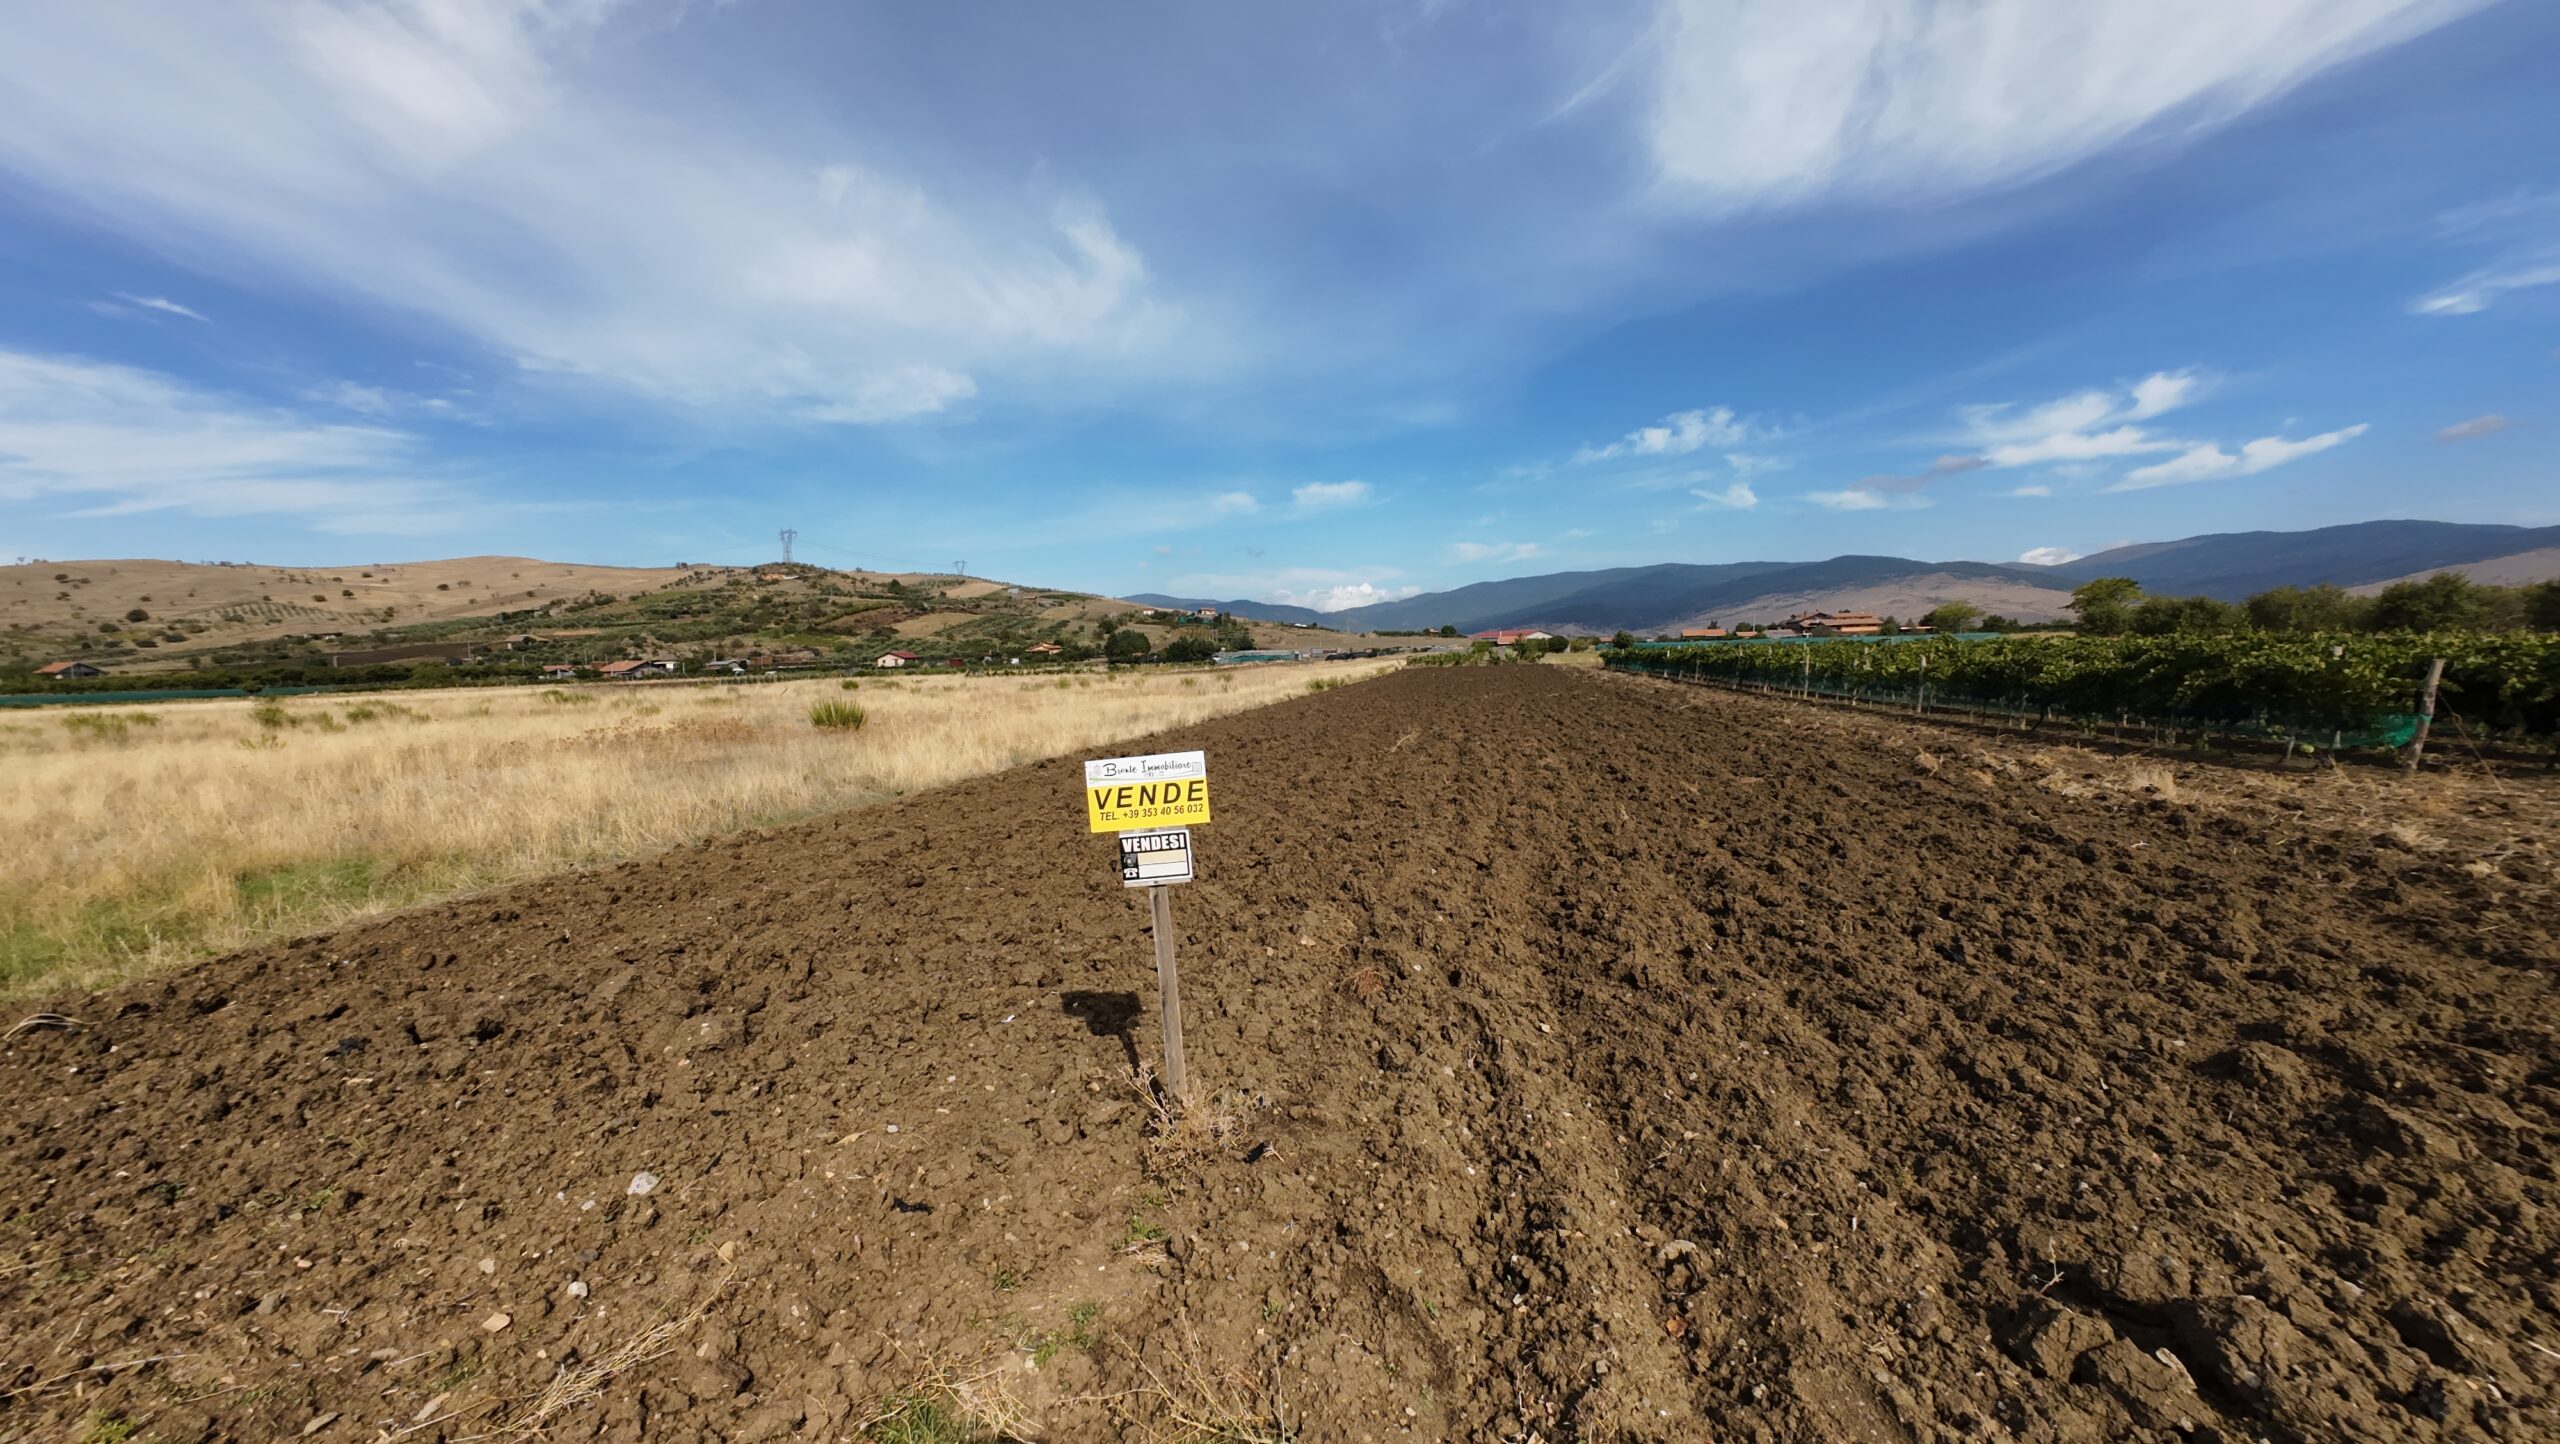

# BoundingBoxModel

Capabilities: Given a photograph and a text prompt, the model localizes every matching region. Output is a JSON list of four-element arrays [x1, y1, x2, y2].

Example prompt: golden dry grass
[[0, 661, 1390, 997]]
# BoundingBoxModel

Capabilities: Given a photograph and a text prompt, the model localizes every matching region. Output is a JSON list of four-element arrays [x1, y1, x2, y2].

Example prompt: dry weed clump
[[1339, 963, 1388, 1000], [1129, 1063, 1245, 1183], [853, 1362, 1036, 1443], [0, 662, 1393, 996], [488, 1276, 736, 1437], [1110, 1329, 1296, 1443]]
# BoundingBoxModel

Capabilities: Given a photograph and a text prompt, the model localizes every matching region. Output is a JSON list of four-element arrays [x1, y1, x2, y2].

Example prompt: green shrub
[[60, 712, 158, 741], [809, 701, 867, 731]]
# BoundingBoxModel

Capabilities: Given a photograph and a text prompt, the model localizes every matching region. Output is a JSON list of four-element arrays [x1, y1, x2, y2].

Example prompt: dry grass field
[[0, 660, 1391, 996]]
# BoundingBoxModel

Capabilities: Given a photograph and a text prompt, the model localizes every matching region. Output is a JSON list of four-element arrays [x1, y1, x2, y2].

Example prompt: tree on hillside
[[1162, 635, 1219, 663], [1105, 629, 1149, 661], [1922, 601, 1982, 634], [1611, 630, 1636, 649], [2069, 577, 2142, 635], [1437, 624, 1458, 637]]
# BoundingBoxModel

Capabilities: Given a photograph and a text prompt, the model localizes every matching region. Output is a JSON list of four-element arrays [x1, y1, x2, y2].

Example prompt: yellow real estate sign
[[1084, 749, 1210, 833]]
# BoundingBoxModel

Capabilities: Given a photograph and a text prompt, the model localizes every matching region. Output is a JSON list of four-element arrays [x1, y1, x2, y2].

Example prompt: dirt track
[[3, 666, 2555, 1442]]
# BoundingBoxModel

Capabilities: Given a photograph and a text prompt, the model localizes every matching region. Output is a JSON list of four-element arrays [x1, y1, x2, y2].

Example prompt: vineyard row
[[1605, 633, 2560, 746]]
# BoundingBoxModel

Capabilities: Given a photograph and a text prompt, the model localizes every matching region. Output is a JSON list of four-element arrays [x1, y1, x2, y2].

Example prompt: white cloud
[[2007, 484, 2053, 497], [1646, 1, 2487, 209], [1280, 581, 1423, 612], [1210, 491, 1261, 515], [2436, 413, 2509, 442], [1691, 482, 1759, 509], [1290, 480, 1373, 512], [2127, 371, 2200, 419], [110, 292, 210, 323], [1959, 371, 2202, 467], [1806, 488, 1909, 511], [1450, 540, 1542, 563], [308, 381, 399, 416], [1985, 425, 2180, 468], [2410, 253, 2560, 315], [1723, 451, 1789, 477], [2112, 423, 2368, 490], [1575, 406, 1753, 463], [804, 364, 978, 424], [0, 2, 1180, 425], [2017, 545, 2082, 565], [0, 347, 471, 533]]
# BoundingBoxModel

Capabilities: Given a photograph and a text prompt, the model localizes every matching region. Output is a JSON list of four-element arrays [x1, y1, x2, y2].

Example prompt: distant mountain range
[[1122, 594, 1336, 627], [1130, 520, 2560, 635]]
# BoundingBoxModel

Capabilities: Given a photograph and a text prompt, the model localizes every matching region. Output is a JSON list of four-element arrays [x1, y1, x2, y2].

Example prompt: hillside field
[[0, 666, 2552, 1442]]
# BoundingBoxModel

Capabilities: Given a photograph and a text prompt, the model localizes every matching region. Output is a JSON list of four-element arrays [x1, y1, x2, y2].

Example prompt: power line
[[778, 527, 797, 564]]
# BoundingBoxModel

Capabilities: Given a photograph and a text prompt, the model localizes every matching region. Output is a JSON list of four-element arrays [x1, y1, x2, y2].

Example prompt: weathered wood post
[[2403, 656, 2446, 774], [1148, 884, 1187, 1098]]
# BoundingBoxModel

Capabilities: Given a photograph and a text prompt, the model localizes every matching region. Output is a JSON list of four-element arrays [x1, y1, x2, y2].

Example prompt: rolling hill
[[1192, 519, 2560, 635], [2033, 520, 2560, 599]]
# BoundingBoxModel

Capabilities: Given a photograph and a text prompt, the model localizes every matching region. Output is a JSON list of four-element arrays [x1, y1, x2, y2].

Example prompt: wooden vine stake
[[2402, 656, 2446, 774]]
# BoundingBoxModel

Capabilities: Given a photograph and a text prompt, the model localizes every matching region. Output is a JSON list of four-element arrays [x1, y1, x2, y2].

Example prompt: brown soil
[[3, 667, 2554, 1443]]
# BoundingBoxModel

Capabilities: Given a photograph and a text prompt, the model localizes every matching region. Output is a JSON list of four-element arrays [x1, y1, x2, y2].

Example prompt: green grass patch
[[863, 1392, 995, 1444], [809, 701, 867, 730], [235, 857, 380, 914], [59, 712, 160, 741]]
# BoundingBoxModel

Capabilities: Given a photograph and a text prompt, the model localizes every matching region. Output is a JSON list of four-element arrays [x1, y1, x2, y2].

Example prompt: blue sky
[[0, 0, 2553, 611]]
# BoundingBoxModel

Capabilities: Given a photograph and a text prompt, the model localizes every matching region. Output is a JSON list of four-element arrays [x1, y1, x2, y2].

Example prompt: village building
[[1680, 627, 1730, 640], [596, 658, 675, 679], [1785, 611, 1886, 636], [34, 660, 103, 680], [875, 651, 920, 669], [540, 662, 581, 678], [1469, 628, 1555, 645]]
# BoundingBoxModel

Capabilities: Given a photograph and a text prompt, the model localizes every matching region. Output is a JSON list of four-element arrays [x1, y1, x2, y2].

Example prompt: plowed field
[[4, 667, 2554, 1442]]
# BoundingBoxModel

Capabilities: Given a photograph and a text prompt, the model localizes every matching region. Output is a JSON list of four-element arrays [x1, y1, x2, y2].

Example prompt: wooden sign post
[[1084, 752, 1210, 1102]]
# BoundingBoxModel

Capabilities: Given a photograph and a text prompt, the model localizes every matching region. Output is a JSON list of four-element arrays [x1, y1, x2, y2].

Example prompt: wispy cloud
[[1804, 488, 1929, 512], [0, 2, 1182, 426], [803, 364, 979, 424], [0, 347, 474, 533], [1575, 406, 1755, 463], [1645, 1, 2490, 210], [2410, 254, 2560, 316], [2436, 413, 2509, 442], [1290, 480, 1373, 512], [1450, 540, 1541, 563], [105, 292, 210, 323], [1958, 371, 2202, 468], [2112, 424, 2368, 490], [1210, 491, 1261, 515], [2017, 545, 2081, 565], [2006, 484, 2053, 497], [1691, 482, 1759, 509]]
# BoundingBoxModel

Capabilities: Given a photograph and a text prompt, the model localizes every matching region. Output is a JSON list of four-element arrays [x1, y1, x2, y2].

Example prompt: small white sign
[[1084, 750, 1206, 786], [1118, 827, 1195, 887]]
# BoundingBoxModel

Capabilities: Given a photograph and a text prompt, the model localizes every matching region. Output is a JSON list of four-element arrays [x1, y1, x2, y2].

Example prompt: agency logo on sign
[[1083, 750, 1210, 833]]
